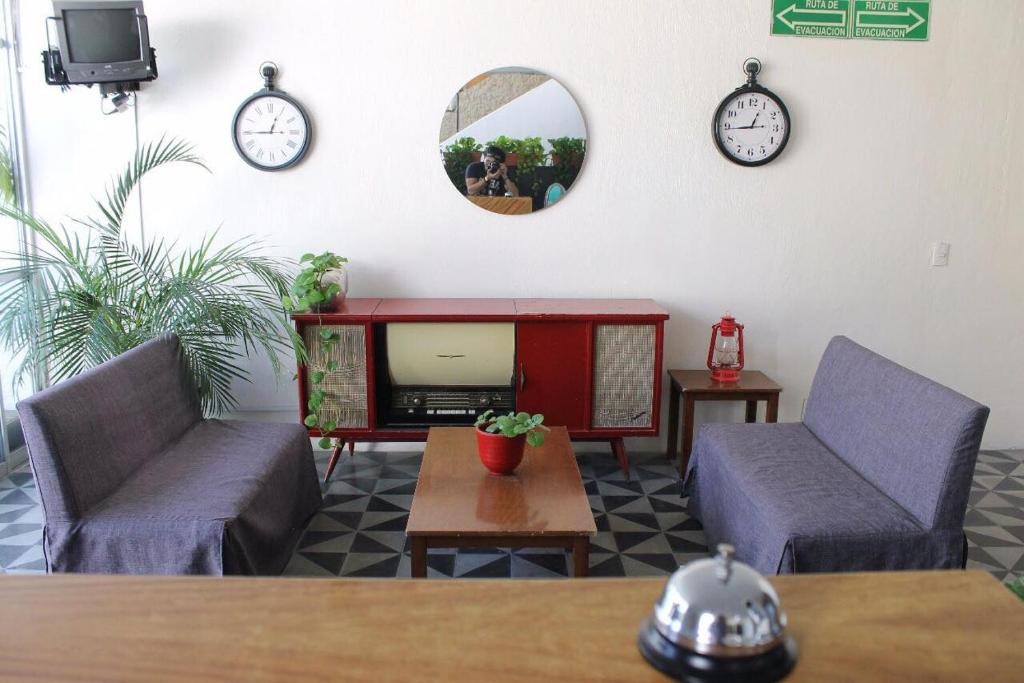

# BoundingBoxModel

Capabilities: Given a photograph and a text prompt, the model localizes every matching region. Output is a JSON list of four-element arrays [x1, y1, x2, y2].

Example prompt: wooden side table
[[666, 370, 783, 475]]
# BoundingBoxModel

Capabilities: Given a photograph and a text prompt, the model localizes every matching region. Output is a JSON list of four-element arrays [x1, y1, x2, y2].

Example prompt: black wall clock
[[232, 62, 312, 171], [713, 59, 790, 167]]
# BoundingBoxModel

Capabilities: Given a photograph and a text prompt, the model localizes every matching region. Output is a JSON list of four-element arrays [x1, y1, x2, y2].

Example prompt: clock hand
[[268, 112, 282, 134], [731, 124, 766, 130]]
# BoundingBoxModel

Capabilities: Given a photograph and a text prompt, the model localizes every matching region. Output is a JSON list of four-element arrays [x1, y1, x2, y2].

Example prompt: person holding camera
[[465, 145, 519, 197]]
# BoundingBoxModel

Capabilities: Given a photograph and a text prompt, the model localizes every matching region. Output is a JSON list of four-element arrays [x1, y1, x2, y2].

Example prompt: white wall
[[15, 0, 1024, 449]]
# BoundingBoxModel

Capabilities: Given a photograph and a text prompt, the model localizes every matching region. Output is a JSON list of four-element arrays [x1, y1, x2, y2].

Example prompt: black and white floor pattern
[[1, 449, 1022, 582]]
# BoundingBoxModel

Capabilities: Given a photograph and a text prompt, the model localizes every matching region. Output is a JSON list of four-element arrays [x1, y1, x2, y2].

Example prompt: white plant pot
[[321, 267, 348, 303]]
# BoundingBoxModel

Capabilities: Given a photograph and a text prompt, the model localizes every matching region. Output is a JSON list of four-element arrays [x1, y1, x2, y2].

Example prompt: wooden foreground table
[[0, 570, 1020, 682]]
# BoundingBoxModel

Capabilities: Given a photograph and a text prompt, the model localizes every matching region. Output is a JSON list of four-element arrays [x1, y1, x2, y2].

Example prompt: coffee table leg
[[745, 400, 758, 423], [666, 384, 680, 461], [766, 395, 779, 423], [411, 537, 427, 578], [572, 537, 589, 578]]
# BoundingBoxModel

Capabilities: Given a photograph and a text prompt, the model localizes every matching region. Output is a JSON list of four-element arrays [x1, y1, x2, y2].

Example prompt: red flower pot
[[475, 426, 526, 475]]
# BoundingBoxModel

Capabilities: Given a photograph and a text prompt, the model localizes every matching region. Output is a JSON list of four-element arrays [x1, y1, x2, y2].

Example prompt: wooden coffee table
[[406, 426, 597, 578]]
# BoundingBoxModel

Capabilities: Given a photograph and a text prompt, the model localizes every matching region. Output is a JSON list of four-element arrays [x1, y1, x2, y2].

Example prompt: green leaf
[[317, 437, 332, 449], [304, 415, 318, 427], [300, 253, 316, 262], [321, 420, 337, 433], [1008, 577, 1024, 602], [485, 423, 501, 433], [326, 360, 339, 371], [319, 329, 335, 341], [311, 370, 325, 384], [526, 431, 544, 447]]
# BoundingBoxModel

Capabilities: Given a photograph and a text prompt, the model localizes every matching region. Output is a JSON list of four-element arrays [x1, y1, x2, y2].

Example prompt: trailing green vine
[[285, 250, 351, 451], [304, 327, 342, 450]]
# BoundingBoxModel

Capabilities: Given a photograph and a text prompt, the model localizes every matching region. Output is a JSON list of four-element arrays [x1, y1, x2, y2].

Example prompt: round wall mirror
[[439, 67, 587, 215]]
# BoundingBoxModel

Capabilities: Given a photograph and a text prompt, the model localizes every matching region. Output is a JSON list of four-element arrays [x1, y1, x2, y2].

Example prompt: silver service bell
[[637, 544, 798, 682]]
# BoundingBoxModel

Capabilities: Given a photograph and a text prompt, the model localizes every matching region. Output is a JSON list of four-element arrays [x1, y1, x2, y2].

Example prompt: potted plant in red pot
[[474, 410, 549, 475]]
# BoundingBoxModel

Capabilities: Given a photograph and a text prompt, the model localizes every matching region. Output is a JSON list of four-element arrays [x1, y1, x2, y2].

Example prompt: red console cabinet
[[292, 298, 668, 481]]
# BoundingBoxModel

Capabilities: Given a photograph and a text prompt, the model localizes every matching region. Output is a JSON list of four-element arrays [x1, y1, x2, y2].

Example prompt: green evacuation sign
[[772, 0, 930, 41]]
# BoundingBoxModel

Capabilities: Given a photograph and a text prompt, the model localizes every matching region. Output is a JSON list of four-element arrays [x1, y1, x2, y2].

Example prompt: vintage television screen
[[52, 1, 152, 84]]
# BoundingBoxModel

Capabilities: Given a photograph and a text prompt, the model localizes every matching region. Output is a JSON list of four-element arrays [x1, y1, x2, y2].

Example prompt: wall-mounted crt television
[[51, 1, 152, 85]]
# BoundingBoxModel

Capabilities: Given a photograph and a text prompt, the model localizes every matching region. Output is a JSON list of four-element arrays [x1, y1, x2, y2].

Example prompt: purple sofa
[[17, 335, 323, 575], [684, 336, 989, 574]]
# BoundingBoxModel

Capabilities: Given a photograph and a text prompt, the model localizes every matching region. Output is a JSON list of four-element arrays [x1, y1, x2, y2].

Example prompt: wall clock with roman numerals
[[232, 62, 311, 171], [713, 58, 790, 167]]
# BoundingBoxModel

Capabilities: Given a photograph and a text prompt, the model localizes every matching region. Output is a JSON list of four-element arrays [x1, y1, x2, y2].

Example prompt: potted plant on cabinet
[[474, 410, 549, 475], [282, 251, 349, 313], [283, 251, 350, 451]]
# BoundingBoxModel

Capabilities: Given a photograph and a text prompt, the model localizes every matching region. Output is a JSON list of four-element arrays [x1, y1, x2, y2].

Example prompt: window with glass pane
[[0, 0, 34, 469]]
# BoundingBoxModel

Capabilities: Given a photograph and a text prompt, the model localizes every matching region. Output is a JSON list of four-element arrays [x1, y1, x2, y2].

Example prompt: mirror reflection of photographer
[[465, 146, 519, 197]]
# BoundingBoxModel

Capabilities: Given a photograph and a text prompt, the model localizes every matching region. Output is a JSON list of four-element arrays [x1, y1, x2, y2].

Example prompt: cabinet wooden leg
[[745, 400, 758, 423], [572, 537, 589, 578], [411, 537, 427, 578], [666, 385, 680, 461], [611, 437, 630, 481], [347, 440, 355, 457], [766, 395, 779, 423], [323, 443, 343, 484]]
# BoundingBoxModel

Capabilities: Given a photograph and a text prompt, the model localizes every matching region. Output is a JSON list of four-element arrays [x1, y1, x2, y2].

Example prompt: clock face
[[714, 88, 790, 166], [233, 94, 310, 171]]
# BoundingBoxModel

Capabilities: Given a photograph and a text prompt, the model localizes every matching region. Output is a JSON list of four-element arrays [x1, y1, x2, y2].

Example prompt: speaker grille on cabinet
[[303, 324, 368, 429], [592, 324, 656, 428]]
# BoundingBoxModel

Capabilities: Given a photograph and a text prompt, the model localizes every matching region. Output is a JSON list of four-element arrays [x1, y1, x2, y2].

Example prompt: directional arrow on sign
[[855, 7, 926, 33], [775, 3, 847, 30]]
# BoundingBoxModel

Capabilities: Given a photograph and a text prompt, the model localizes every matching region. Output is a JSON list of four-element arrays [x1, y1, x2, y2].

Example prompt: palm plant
[[0, 126, 14, 204], [0, 136, 300, 415]]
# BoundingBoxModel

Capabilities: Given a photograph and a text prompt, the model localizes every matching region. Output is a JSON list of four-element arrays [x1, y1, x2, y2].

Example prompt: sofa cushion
[[45, 419, 321, 574], [803, 336, 989, 529], [89, 419, 310, 520], [686, 422, 928, 574]]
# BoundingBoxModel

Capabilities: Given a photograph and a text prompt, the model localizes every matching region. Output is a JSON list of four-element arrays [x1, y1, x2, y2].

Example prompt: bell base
[[710, 368, 741, 383], [637, 618, 797, 683]]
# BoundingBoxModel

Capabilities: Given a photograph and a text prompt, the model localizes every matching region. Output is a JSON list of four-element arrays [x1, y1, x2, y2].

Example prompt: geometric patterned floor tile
[[0, 448, 1021, 586]]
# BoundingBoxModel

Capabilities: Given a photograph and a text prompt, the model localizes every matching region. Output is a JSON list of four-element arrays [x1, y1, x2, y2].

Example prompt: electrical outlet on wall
[[931, 241, 951, 267]]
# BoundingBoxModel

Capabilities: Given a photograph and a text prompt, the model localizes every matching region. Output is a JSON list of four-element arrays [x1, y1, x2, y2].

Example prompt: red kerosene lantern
[[707, 314, 744, 382]]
